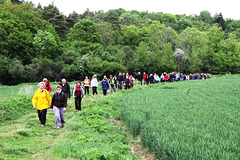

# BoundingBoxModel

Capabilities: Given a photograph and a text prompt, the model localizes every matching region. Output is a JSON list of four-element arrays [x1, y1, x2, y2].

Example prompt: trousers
[[53, 106, 65, 128], [37, 109, 47, 125]]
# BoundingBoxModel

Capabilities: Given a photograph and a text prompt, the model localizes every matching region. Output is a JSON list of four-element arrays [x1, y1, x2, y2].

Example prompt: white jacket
[[91, 78, 98, 87]]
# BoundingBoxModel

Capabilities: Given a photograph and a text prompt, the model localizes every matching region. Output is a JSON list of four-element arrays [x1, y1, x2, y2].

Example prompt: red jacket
[[43, 81, 51, 92], [143, 74, 148, 81]]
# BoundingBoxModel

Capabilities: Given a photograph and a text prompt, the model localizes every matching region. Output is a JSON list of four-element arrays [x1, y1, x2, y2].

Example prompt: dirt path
[[112, 120, 156, 160]]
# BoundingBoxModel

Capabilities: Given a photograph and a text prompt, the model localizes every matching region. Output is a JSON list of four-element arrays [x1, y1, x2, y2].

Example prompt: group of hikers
[[32, 72, 212, 129]]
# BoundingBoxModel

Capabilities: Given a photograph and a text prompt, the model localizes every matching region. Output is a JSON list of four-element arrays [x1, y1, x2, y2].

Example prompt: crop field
[[121, 76, 240, 159]]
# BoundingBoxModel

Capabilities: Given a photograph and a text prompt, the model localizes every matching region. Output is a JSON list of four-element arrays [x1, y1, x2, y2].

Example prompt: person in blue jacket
[[100, 78, 109, 96]]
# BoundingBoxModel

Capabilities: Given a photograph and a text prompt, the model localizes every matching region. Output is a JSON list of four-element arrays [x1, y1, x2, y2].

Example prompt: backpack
[[54, 92, 64, 99]]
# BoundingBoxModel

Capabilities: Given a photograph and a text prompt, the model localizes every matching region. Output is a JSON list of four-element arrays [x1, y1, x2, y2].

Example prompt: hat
[[56, 85, 62, 89]]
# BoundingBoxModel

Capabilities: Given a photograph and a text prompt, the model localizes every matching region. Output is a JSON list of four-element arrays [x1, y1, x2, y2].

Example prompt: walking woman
[[100, 78, 109, 96], [42, 78, 51, 93], [91, 75, 98, 95], [83, 76, 91, 95], [32, 82, 51, 126], [50, 85, 67, 129], [73, 80, 83, 112]]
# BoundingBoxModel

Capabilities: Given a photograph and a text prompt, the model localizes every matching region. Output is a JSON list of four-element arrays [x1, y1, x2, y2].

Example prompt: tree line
[[0, 0, 240, 85]]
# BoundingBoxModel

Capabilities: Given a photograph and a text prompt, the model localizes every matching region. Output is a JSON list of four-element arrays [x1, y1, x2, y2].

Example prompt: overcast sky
[[30, 0, 240, 20]]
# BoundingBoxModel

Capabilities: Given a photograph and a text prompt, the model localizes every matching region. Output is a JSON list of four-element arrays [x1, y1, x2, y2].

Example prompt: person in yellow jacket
[[32, 82, 51, 126], [83, 76, 91, 95]]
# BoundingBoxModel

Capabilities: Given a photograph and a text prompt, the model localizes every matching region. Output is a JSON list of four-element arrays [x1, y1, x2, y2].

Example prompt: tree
[[0, 12, 34, 64], [68, 19, 102, 44], [199, 10, 213, 25], [97, 21, 113, 46], [178, 28, 210, 73], [50, 14, 68, 39], [66, 11, 80, 30], [122, 25, 140, 49], [178, 17, 192, 32], [41, 4, 60, 22], [103, 10, 120, 30], [32, 30, 60, 59], [134, 42, 151, 72], [173, 48, 188, 72], [215, 13, 227, 31], [0, 2, 48, 29], [8, 59, 26, 84]]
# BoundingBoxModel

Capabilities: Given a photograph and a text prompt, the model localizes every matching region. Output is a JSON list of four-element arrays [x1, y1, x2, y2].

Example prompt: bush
[[0, 95, 32, 124]]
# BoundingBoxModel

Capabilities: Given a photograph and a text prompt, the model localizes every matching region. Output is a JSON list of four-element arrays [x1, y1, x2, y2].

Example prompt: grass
[[121, 76, 240, 159], [0, 81, 143, 159], [1, 75, 238, 159]]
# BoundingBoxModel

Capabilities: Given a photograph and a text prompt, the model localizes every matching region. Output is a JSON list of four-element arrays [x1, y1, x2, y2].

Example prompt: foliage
[[32, 30, 60, 59], [121, 77, 240, 159], [1, 2, 240, 85], [0, 95, 32, 123], [68, 19, 102, 44]]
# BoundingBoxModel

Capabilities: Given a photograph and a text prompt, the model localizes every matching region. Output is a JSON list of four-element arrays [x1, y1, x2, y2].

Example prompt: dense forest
[[1, 0, 240, 85]]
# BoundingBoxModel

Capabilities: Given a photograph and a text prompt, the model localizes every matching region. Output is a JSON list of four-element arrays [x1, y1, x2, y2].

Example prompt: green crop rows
[[121, 76, 240, 159]]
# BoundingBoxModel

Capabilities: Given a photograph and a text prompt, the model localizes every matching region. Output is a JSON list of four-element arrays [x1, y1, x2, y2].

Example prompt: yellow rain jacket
[[32, 89, 51, 110]]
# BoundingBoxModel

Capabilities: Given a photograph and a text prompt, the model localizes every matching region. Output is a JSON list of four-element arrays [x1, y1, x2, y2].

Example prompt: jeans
[[53, 106, 65, 128]]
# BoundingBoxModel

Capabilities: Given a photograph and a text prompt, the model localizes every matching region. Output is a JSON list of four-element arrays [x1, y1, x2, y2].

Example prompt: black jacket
[[59, 82, 71, 98], [137, 74, 143, 81], [51, 92, 67, 109], [124, 79, 130, 86], [117, 75, 123, 82]]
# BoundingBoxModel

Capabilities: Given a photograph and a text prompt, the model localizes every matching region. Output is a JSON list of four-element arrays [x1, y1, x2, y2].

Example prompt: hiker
[[143, 72, 148, 85], [100, 78, 109, 96], [91, 75, 98, 95], [149, 74, 154, 84], [124, 76, 131, 89], [130, 75, 134, 88], [109, 75, 116, 93], [113, 75, 118, 87], [50, 85, 67, 129], [42, 78, 51, 93], [155, 74, 160, 83], [160, 74, 165, 82], [32, 82, 51, 127], [137, 72, 143, 86], [73, 80, 83, 112], [117, 72, 123, 90], [59, 79, 71, 98], [83, 76, 91, 95]]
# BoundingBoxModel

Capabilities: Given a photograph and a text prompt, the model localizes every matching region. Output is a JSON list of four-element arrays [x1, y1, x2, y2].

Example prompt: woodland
[[1, 0, 240, 84]]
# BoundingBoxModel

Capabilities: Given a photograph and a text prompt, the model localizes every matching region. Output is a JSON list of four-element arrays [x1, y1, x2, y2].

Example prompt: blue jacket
[[100, 80, 109, 90]]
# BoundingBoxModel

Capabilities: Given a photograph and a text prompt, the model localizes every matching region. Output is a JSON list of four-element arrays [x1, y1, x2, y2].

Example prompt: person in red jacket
[[43, 78, 51, 93], [143, 72, 148, 85]]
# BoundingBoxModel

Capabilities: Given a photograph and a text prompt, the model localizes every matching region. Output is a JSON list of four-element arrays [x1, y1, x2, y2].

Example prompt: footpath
[[0, 86, 155, 160]]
